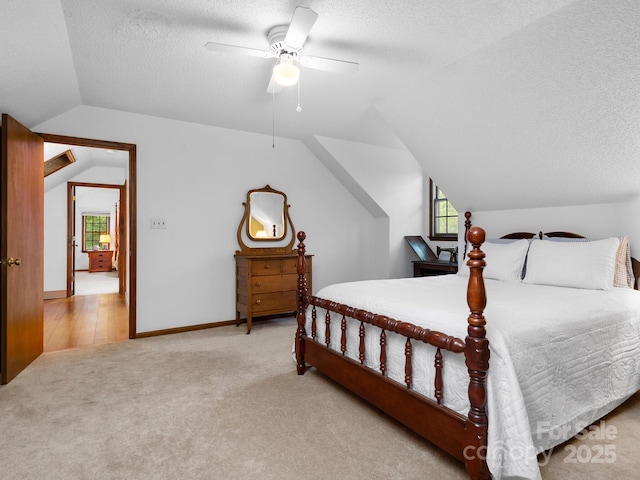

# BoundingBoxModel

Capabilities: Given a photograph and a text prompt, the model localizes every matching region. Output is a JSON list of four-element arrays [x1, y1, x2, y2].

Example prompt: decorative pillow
[[523, 237, 620, 290], [614, 237, 632, 288], [543, 235, 634, 289], [458, 238, 530, 282]]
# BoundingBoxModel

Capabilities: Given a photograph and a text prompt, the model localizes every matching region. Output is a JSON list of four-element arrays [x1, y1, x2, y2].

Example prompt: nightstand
[[88, 250, 113, 273], [405, 235, 458, 277], [412, 260, 458, 277]]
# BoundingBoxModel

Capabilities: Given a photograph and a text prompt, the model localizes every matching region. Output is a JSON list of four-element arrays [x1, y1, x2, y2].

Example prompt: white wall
[[36, 106, 384, 333], [314, 136, 424, 278], [459, 199, 639, 261], [44, 185, 67, 292]]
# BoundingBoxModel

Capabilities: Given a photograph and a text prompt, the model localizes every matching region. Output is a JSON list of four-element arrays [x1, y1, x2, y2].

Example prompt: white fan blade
[[205, 42, 272, 59], [300, 55, 359, 74], [267, 75, 283, 94], [284, 7, 318, 48]]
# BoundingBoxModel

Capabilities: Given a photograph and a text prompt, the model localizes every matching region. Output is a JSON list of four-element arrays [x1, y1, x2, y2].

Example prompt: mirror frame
[[246, 189, 286, 241], [236, 185, 296, 255]]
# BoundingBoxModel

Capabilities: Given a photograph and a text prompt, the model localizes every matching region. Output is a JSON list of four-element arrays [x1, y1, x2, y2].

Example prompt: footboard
[[294, 228, 490, 480]]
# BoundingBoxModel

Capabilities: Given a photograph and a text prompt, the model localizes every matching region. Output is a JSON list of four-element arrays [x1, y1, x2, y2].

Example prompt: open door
[[1, 114, 45, 384]]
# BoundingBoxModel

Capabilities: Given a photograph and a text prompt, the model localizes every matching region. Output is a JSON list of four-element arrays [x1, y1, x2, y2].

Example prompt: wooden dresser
[[236, 253, 312, 334], [88, 250, 113, 273], [235, 184, 311, 333]]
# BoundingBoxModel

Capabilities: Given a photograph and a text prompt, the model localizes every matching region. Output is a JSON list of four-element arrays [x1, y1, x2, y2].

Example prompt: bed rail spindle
[[359, 322, 366, 364], [404, 338, 413, 389], [380, 330, 387, 376], [340, 316, 347, 355], [311, 306, 317, 341], [464, 226, 491, 480], [434, 348, 443, 405], [325, 310, 331, 348]]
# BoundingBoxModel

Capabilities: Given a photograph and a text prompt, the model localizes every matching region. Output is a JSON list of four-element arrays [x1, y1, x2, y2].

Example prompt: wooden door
[[0, 114, 44, 384]]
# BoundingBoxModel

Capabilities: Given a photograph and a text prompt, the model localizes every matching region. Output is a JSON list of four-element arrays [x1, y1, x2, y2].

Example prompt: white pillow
[[458, 238, 530, 282], [523, 237, 619, 290], [542, 235, 634, 289]]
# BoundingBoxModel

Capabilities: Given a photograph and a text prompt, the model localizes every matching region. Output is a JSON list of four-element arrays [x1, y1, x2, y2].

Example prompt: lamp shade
[[99, 234, 111, 244], [273, 54, 300, 86]]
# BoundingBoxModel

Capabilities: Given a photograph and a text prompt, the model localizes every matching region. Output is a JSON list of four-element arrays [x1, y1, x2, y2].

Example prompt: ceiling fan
[[205, 6, 359, 93]]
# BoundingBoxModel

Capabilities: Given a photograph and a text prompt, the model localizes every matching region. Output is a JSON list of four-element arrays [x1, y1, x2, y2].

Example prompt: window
[[429, 179, 458, 241], [82, 214, 110, 252]]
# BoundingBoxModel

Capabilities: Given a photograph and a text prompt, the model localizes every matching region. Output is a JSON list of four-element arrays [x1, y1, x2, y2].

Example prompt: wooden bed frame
[[293, 212, 640, 480]]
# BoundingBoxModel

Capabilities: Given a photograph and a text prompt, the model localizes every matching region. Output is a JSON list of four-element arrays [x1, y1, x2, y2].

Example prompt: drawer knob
[[263, 264, 270, 269], [255, 281, 262, 287], [255, 299, 262, 305]]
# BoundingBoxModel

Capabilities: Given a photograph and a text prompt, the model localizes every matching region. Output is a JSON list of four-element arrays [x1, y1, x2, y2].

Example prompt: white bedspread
[[305, 274, 640, 480]]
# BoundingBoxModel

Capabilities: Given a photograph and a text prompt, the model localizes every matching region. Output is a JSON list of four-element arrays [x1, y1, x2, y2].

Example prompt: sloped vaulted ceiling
[[376, 0, 640, 212], [0, 0, 81, 127], [2, 0, 576, 146], [2, 0, 639, 213]]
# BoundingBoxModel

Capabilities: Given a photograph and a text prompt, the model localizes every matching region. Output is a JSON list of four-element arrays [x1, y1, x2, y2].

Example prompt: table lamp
[[99, 234, 111, 250]]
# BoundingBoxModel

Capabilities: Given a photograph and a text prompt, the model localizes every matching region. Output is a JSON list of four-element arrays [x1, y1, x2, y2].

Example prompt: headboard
[[500, 231, 586, 240], [463, 211, 639, 290]]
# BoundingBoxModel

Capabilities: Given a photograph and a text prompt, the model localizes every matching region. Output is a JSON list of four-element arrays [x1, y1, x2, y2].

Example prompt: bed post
[[464, 226, 490, 480], [295, 231, 308, 375]]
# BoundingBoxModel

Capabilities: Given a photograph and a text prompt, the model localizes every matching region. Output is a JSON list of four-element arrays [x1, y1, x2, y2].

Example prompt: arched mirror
[[236, 185, 296, 255], [248, 191, 285, 240]]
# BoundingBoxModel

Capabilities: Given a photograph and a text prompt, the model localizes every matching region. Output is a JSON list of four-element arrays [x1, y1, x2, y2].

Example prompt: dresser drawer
[[281, 258, 298, 274], [252, 274, 297, 293], [282, 256, 312, 274], [251, 291, 296, 313], [251, 259, 282, 276]]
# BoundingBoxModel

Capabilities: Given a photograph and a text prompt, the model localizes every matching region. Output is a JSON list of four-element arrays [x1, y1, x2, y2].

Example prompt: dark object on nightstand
[[437, 245, 458, 263], [404, 236, 458, 277]]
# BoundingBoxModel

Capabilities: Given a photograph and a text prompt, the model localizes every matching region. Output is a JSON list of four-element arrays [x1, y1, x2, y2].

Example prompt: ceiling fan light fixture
[[273, 54, 300, 86]]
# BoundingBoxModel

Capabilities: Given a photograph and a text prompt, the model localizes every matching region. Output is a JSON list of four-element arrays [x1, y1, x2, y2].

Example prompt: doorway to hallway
[[44, 292, 128, 352], [40, 133, 137, 340]]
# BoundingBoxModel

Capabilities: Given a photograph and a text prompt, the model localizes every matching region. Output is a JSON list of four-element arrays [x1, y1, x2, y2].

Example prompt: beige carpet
[[0, 317, 638, 479]]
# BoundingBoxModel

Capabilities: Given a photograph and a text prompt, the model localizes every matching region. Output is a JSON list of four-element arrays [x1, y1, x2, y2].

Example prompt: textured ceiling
[[0, 0, 80, 127], [377, 0, 640, 210], [5, 0, 639, 212], [43, 143, 128, 192], [1, 0, 577, 148]]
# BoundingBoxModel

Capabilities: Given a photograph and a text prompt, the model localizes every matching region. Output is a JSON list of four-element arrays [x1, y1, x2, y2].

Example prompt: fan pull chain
[[272, 88, 276, 148], [296, 78, 302, 112]]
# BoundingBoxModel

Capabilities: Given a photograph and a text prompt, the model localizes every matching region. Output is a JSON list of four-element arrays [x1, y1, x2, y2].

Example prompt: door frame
[[67, 182, 126, 296], [38, 133, 137, 338]]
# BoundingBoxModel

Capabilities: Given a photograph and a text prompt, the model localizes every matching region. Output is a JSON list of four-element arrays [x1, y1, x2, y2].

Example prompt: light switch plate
[[151, 217, 167, 229]]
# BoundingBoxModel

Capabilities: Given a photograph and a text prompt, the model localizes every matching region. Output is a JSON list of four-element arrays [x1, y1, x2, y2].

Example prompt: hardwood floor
[[44, 293, 129, 352]]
